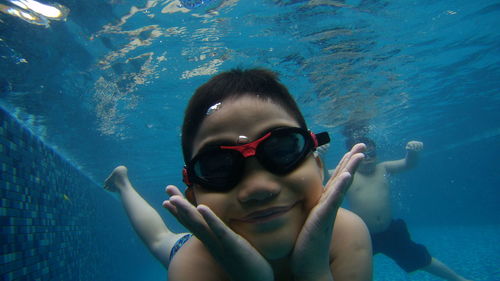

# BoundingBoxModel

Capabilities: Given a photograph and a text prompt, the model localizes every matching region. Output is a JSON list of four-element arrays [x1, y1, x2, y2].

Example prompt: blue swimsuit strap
[[169, 233, 193, 263]]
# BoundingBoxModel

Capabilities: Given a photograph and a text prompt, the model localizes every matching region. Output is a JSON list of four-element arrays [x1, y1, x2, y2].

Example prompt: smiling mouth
[[237, 202, 299, 224]]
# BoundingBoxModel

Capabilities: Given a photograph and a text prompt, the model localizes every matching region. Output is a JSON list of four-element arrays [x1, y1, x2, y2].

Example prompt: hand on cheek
[[163, 185, 274, 281], [291, 143, 365, 280]]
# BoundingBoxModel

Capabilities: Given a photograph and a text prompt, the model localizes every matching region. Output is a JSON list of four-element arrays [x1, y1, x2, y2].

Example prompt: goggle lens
[[257, 131, 307, 174], [184, 127, 329, 192], [193, 149, 242, 188]]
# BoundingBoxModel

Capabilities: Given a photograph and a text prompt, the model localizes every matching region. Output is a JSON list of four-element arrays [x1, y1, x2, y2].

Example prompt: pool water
[[1, 0, 499, 280]]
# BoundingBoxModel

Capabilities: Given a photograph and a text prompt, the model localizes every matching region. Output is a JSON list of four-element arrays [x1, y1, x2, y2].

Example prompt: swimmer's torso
[[346, 163, 392, 233]]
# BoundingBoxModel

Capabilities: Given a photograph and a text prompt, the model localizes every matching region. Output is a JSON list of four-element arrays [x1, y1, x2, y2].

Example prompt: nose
[[236, 158, 281, 205]]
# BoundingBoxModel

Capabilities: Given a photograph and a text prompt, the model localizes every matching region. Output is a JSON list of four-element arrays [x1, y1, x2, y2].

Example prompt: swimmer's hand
[[315, 143, 330, 157], [291, 143, 366, 281], [405, 141, 423, 152], [104, 166, 131, 193], [163, 186, 273, 281]]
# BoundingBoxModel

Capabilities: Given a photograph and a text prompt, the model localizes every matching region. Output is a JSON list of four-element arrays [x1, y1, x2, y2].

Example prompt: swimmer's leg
[[422, 257, 473, 281]]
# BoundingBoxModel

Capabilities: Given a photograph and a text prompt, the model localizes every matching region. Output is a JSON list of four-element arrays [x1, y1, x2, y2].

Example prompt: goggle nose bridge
[[220, 131, 272, 158]]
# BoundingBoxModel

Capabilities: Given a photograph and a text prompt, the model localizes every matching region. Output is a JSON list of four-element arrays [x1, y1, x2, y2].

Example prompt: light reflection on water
[[0, 0, 498, 187]]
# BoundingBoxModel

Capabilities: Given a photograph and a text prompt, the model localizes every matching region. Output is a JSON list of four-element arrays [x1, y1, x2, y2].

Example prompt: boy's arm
[[105, 166, 185, 268], [382, 141, 423, 174]]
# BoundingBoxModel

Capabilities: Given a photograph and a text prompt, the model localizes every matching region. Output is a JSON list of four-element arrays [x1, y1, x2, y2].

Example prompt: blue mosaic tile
[[0, 107, 116, 280]]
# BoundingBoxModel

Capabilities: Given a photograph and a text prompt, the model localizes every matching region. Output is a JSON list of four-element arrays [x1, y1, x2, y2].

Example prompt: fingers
[[197, 205, 272, 280], [170, 200, 248, 265], [164, 194, 210, 236], [344, 151, 365, 175], [197, 204, 243, 252], [326, 171, 352, 201], [162, 200, 177, 215], [315, 143, 330, 157], [197, 205, 229, 240], [163, 188, 272, 280], [406, 141, 424, 151], [350, 143, 367, 154], [339, 171, 354, 195], [329, 151, 351, 179], [327, 143, 366, 186], [300, 171, 352, 250], [339, 143, 365, 172], [165, 185, 183, 196], [163, 185, 183, 214], [323, 144, 365, 209], [163, 191, 225, 247]]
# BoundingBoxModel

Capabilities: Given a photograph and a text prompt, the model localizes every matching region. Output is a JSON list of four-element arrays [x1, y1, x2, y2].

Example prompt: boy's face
[[189, 95, 324, 260], [358, 144, 376, 172]]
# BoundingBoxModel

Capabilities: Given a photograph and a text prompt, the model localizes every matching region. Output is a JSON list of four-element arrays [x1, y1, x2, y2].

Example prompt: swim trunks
[[371, 219, 431, 272], [169, 233, 193, 264]]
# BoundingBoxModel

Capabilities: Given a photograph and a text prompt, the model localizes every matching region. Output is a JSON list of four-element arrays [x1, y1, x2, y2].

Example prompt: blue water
[[1, 0, 499, 280]]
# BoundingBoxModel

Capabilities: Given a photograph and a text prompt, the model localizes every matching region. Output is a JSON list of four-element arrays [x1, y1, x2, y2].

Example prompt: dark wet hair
[[181, 68, 307, 162], [345, 136, 376, 151]]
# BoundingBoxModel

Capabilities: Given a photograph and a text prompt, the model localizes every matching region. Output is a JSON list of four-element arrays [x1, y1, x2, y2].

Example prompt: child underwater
[[162, 68, 372, 281]]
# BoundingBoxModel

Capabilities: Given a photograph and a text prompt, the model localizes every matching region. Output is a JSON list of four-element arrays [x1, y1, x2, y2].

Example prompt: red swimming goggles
[[183, 127, 330, 192]]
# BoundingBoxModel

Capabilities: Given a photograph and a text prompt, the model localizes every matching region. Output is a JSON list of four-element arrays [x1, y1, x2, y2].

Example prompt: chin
[[235, 219, 302, 260], [359, 161, 375, 171], [258, 236, 295, 260]]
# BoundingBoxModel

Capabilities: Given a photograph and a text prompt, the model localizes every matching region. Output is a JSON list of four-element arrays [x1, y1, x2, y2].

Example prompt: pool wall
[[0, 107, 137, 280]]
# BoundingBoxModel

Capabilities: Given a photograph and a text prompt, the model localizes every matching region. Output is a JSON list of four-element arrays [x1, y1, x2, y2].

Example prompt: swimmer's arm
[[117, 181, 183, 268], [382, 140, 423, 174], [105, 166, 185, 267], [330, 209, 372, 281], [168, 239, 230, 281]]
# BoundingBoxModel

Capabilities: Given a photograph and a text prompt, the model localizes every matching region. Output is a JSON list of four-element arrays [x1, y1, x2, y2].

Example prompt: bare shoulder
[[329, 208, 372, 280], [331, 208, 370, 250], [168, 237, 229, 281], [375, 162, 389, 172]]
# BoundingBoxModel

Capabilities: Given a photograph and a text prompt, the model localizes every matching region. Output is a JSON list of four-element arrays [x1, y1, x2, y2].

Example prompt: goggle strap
[[182, 167, 192, 186], [312, 131, 330, 148]]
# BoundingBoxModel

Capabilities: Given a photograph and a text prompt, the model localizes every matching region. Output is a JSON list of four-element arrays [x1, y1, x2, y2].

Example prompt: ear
[[184, 187, 197, 205], [314, 153, 325, 183]]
